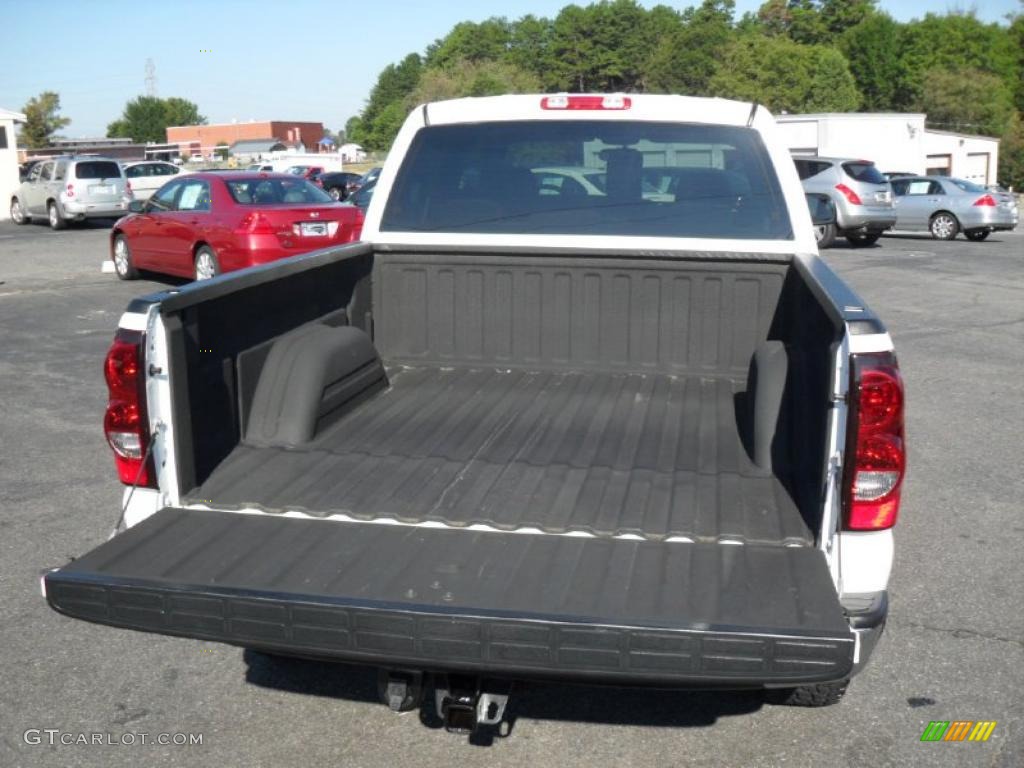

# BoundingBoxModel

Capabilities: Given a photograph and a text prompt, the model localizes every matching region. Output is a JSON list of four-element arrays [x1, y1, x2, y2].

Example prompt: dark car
[[110, 172, 363, 281], [316, 171, 363, 201], [348, 178, 376, 210], [348, 166, 382, 196]]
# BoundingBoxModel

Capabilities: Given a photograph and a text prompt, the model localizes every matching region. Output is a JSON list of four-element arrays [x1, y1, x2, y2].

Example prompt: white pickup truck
[[44, 94, 904, 733]]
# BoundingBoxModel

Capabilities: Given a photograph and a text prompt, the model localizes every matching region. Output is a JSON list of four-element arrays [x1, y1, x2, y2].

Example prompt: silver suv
[[10, 156, 132, 229], [793, 156, 896, 248]]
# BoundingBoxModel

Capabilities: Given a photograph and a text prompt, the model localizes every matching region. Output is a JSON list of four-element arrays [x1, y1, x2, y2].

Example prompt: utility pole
[[145, 58, 158, 97]]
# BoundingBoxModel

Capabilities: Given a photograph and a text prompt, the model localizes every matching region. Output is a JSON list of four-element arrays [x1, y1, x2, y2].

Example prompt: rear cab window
[[841, 162, 887, 185], [75, 161, 123, 180], [381, 121, 793, 239]]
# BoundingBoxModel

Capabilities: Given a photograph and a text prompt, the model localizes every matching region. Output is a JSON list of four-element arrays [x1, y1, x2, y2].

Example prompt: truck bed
[[187, 364, 812, 546]]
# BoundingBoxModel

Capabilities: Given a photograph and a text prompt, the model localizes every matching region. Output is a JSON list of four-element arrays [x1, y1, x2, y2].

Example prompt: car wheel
[[47, 201, 67, 230], [964, 228, 990, 242], [814, 222, 836, 249], [112, 234, 139, 280], [10, 197, 30, 224], [194, 245, 220, 281], [766, 680, 848, 707], [328, 186, 343, 201], [929, 212, 959, 240], [845, 232, 881, 247]]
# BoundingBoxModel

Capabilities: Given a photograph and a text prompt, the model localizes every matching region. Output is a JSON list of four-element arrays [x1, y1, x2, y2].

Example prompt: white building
[[1, 107, 26, 221], [775, 113, 1000, 185]]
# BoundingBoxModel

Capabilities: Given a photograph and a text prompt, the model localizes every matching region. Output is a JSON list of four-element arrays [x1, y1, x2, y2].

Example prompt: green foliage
[[214, 143, 229, 160], [999, 112, 1024, 188], [840, 13, 901, 110], [345, 0, 1024, 156], [918, 68, 1015, 136], [709, 35, 860, 112], [19, 91, 71, 149], [107, 96, 206, 143]]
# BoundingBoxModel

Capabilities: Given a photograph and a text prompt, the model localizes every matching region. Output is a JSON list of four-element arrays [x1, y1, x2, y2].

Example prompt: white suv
[[11, 156, 132, 229]]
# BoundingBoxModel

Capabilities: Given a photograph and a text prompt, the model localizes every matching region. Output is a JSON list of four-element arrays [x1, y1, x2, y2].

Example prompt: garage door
[[964, 153, 990, 185], [926, 154, 951, 176]]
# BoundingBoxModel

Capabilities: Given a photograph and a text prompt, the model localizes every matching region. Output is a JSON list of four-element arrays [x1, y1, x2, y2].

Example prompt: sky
[[0, 0, 1017, 139]]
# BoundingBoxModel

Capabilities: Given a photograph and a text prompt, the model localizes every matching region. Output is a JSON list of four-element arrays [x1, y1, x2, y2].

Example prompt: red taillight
[[843, 352, 905, 530], [65, 183, 74, 197], [973, 194, 996, 207], [541, 95, 632, 110], [237, 212, 277, 234], [103, 329, 154, 487], [835, 183, 862, 205]]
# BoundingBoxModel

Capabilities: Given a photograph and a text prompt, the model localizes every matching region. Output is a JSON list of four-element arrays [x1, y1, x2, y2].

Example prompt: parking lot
[[1, 221, 1021, 767]]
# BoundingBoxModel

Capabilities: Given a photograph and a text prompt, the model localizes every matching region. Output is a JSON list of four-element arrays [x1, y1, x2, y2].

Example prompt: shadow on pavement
[[243, 650, 765, 744]]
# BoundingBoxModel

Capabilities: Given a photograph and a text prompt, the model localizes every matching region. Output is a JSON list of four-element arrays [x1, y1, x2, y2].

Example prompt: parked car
[[285, 165, 325, 179], [793, 156, 896, 247], [121, 161, 188, 201], [316, 171, 363, 201], [19, 159, 44, 182], [109, 172, 363, 281], [883, 172, 916, 180], [10, 156, 132, 229], [49, 95, 902, 733], [247, 163, 274, 172], [348, 166, 382, 196], [890, 176, 1019, 240]]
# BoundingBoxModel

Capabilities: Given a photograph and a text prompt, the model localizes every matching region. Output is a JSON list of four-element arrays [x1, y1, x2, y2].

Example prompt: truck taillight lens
[[843, 352, 905, 530], [973, 194, 996, 206], [103, 329, 154, 487], [835, 183, 862, 205]]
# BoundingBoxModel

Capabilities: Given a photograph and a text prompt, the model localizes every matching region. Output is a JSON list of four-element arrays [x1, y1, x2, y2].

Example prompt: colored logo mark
[[920, 721, 997, 742]]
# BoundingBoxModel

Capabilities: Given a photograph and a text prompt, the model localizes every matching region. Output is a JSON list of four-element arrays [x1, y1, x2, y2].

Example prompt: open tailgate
[[45, 508, 854, 686]]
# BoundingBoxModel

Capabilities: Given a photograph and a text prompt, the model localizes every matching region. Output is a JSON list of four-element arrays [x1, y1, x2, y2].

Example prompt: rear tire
[[814, 222, 836, 249], [194, 245, 220, 281], [47, 201, 66, 230], [766, 679, 849, 707], [845, 232, 881, 247], [10, 197, 29, 224], [964, 229, 990, 242], [929, 212, 959, 240], [112, 234, 139, 280]]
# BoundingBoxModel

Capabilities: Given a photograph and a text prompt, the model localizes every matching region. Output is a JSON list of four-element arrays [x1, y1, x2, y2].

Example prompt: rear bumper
[[61, 199, 130, 218], [45, 508, 856, 688], [837, 207, 897, 233], [960, 209, 1018, 231]]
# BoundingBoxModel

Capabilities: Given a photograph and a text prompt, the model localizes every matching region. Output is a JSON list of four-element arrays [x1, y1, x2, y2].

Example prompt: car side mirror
[[128, 200, 146, 213], [806, 193, 835, 226]]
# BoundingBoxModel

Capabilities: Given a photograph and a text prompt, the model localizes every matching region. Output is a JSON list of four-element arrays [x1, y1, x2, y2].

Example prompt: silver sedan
[[891, 176, 1018, 241]]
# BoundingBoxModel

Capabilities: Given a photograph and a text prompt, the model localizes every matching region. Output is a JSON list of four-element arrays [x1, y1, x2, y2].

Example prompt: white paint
[[839, 530, 894, 595], [117, 312, 148, 331], [101, 260, 116, 273], [120, 486, 162, 530], [0, 106, 26, 222]]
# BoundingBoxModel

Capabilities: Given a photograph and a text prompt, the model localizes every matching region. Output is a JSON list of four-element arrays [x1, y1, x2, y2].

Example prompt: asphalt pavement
[[0, 220, 1021, 767]]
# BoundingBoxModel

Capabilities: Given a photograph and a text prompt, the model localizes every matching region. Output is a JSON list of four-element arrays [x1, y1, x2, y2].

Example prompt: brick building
[[166, 120, 325, 155]]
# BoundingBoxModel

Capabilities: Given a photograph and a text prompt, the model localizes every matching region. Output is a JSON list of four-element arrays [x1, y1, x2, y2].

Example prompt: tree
[[709, 35, 860, 113], [841, 13, 901, 110], [425, 18, 512, 68], [918, 68, 1015, 137], [19, 91, 71, 149], [214, 143, 229, 160], [644, 1, 733, 95], [999, 111, 1024, 189], [546, 0, 650, 92], [410, 59, 541, 104], [107, 96, 206, 143]]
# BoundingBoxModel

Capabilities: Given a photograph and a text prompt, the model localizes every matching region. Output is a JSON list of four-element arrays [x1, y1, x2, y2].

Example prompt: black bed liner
[[187, 366, 812, 546], [46, 508, 853, 686]]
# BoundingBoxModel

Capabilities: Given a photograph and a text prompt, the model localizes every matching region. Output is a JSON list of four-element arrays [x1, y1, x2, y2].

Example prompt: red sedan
[[110, 172, 363, 281]]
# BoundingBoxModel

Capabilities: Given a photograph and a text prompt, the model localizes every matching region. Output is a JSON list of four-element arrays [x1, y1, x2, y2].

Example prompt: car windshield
[[380, 121, 792, 239], [226, 177, 333, 204], [75, 161, 122, 180], [841, 162, 887, 185], [950, 178, 986, 194]]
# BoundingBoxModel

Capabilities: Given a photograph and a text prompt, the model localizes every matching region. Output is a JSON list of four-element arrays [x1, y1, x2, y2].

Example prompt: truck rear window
[[74, 161, 122, 180], [380, 121, 792, 239]]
